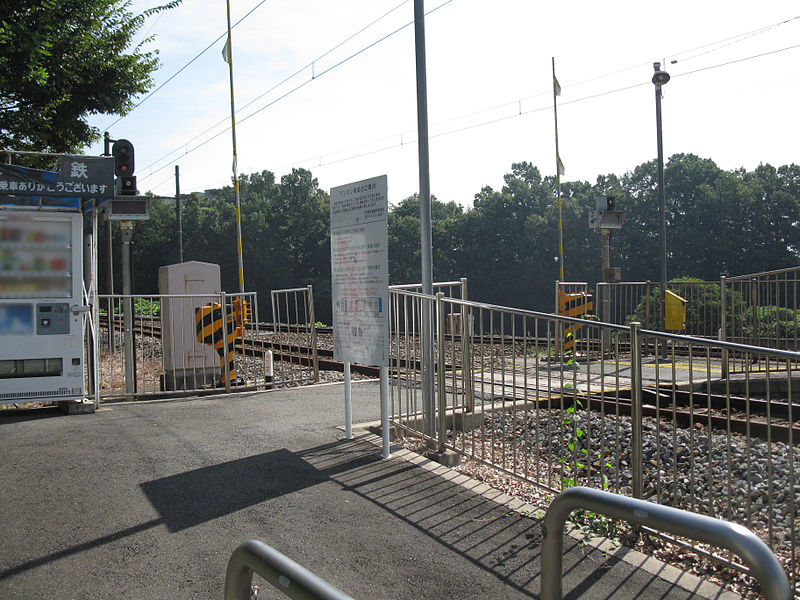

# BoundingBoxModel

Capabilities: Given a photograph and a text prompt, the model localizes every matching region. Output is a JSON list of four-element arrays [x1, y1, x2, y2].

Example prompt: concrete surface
[[0, 381, 735, 599]]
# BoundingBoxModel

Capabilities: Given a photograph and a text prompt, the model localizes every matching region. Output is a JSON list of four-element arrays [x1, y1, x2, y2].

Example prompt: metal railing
[[389, 277, 468, 300], [270, 285, 319, 385], [225, 540, 354, 600], [541, 486, 792, 600], [594, 268, 800, 357], [723, 267, 800, 352], [595, 280, 724, 339], [388, 289, 800, 589], [96, 291, 265, 400]]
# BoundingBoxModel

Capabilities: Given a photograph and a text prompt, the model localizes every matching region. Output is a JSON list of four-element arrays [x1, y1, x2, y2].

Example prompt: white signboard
[[330, 175, 389, 366]]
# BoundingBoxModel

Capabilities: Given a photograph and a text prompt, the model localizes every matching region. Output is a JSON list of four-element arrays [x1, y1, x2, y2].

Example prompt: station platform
[[0, 381, 738, 599]]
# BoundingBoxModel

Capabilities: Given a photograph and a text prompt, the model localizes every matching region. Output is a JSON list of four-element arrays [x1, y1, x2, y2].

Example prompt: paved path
[[0, 381, 735, 599]]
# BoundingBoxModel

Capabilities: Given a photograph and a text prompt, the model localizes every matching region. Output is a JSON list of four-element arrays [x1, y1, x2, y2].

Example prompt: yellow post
[[664, 290, 687, 331], [552, 57, 564, 280]]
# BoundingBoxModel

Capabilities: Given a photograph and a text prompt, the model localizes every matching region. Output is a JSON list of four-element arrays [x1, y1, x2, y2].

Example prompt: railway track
[[103, 316, 796, 442], [101, 316, 382, 377]]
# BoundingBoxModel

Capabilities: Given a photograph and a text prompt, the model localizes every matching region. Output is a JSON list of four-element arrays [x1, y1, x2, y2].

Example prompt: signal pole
[[175, 165, 183, 263]]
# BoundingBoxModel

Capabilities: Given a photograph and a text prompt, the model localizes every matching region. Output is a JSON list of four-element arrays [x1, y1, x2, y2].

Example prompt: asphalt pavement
[[0, 381, 737, 599]]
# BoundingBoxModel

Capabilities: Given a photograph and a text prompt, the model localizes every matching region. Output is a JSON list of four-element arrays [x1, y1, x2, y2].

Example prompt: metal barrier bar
[[96, 291, 258, 400], [270, 285, 318, 385], [224, 540, 354, 600], [541, 486, 792, 600]]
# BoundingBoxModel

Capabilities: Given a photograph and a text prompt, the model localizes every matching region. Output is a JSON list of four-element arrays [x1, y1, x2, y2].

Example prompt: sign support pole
[[344, 361, 352, 439], [380, 366, 390, 459]]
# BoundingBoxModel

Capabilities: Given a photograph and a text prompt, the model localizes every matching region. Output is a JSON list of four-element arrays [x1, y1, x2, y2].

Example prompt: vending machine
[[0, 209, 85, 403]]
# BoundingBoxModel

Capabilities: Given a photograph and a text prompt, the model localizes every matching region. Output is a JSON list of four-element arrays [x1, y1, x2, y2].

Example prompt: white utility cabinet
[[159, 261, 221, 390]]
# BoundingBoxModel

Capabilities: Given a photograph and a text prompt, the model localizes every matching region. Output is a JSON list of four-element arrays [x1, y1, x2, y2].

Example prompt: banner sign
[[0, 156, 115, 199]]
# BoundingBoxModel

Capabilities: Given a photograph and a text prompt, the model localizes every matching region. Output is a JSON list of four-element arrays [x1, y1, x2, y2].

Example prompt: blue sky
[[87, 0, 800, 206]]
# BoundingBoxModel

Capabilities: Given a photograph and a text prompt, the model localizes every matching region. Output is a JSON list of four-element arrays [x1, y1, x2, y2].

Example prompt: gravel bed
[[95, 328, 374, 395]]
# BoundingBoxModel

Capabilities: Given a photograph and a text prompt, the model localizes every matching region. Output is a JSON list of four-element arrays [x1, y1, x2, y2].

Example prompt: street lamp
[[652, 61, 669, 357]]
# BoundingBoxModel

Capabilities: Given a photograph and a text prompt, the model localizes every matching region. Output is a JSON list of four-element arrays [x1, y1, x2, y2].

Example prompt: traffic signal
[[112, 139, 135, 176], [606, 196, 615, 211], [112, 139, 136, 195]]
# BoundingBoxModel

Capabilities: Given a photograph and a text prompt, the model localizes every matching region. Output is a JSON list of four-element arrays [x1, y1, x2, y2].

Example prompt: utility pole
[[414, 0, 436, 443], [121, 221, 135, 394], [652, 62, 670, 359], [175, 165, 183, 263]]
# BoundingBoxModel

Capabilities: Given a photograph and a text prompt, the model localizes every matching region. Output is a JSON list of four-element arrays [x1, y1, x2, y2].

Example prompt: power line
[[139, 0, 454, 182], [668, 15, 800, 64], [138, 0, 414, 176], [140, 17, 800, 192], [103, 0, 271, 131], [674, 41, 800, 79], [271, 42, 800, 176]]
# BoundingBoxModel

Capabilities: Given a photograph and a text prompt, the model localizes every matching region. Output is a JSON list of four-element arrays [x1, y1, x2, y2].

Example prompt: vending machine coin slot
[[36, 303, 70, 335]]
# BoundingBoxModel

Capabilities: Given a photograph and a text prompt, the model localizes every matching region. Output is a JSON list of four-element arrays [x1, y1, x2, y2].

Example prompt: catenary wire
[[103, 0, 272, 131], [141, 20, 800, 191], [174, 40, 800, 193], [138, 0, 454, 181], [159, 13, 800, 182], [137, 0, 413, 175]]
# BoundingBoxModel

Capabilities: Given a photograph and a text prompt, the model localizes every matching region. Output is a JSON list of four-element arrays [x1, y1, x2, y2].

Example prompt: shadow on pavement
[[2, 434, 687, 598]]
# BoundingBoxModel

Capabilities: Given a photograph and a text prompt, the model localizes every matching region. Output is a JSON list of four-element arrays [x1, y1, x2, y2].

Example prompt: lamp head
[[652, 62, 671, 86]]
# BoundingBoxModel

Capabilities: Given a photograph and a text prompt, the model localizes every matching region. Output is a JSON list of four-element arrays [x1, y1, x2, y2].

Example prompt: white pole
[[380, 366, 391, 459], [344, 361, 352, 439]]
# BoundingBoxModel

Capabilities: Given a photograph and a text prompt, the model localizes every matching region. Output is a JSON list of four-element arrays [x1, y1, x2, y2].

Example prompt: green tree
[[387, 194, 466, 286], [0, 0, 180, 157]]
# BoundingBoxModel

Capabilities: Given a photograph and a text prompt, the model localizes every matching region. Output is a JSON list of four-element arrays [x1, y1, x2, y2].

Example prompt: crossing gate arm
[[225, 540, 355, 600], [541, 487, 791, 600]]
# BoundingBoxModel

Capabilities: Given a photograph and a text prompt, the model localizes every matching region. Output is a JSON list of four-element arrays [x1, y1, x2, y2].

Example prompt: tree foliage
[[119, 154, 800, 321], [0, 0, 180, 156]]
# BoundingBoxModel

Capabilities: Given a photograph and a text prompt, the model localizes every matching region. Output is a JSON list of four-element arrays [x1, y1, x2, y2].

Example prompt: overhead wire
[[274, 18, 800, 175], [103, 0, 272, 131], [138, 0, 453, 182], [141, 12, 800, 192], [287, 9, 800, 171], [257, 41, 800, 179], [137, 0, 414, 176], [140, 0, 411, 175]]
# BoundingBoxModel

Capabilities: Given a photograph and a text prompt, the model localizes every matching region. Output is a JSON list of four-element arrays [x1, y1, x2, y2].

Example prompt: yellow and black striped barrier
[[558, 291, 593, 353], [195, 298, 248, 385]]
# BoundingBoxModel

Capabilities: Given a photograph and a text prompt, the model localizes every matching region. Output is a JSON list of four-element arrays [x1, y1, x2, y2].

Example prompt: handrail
[[541, 487, 792, 600], [224, 540, 355, 600]]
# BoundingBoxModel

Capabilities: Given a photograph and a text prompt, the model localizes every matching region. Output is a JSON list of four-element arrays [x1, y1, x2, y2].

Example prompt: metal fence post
[[555, 280, 563, 356], [271, 290, 278, 334], [720, 275, 729, 376], [308, 285, 319, 382], [221, 292, 231, 393], [436, 292, 447, 452], [462, 303, 474, 412], [459, 275, 473, 412], [630, 321, 643, 500]]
